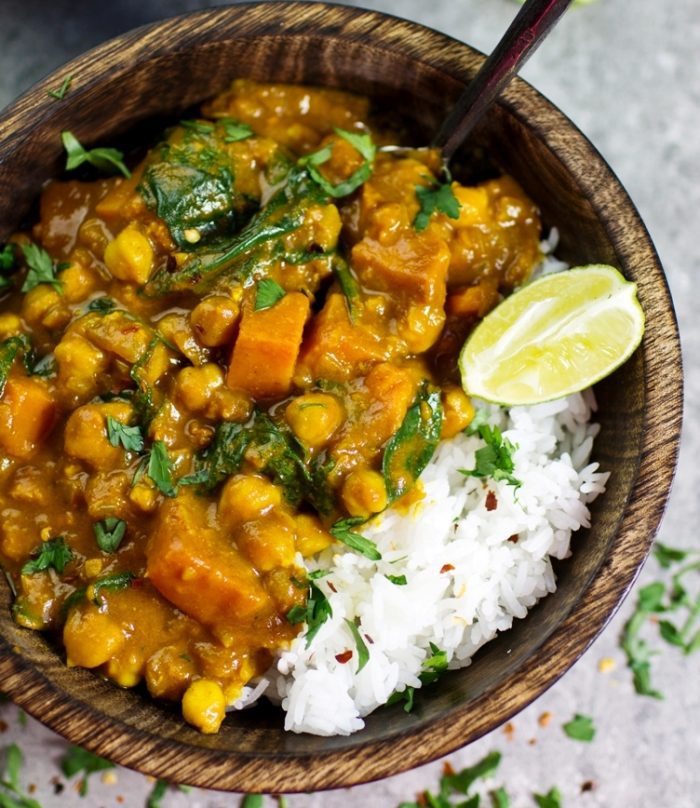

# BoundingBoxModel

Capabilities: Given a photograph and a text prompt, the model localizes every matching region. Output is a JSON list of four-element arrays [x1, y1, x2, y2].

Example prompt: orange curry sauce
[[0, 80, 541, 733]]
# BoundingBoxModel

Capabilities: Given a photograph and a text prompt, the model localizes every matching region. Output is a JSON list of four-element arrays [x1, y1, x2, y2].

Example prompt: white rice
[[258, 389, 609, 735]]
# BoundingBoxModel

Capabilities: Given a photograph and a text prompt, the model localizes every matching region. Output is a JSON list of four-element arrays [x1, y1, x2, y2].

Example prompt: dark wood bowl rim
[[0, 2, 683, 793]]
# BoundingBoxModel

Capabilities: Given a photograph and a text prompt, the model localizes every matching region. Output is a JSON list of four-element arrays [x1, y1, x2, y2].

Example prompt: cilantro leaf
[[241, 796, 264, 808], [60, 745, 115, 797], [344, 618, 370, 672], [88, 572, 135, 606], [61, 131, 131, 179], [413, 181, 461, 231], [105, 416, 144, 453], [180, 119, 215, 134], [441, 751, 501, 796], [21, 537, 72, 575], [562, 713, 596, 742], [492, 786, 510, 807], [332, 254, 361, 319], [533, 787, 563, 808], [288, 581, 333, 648], [388, 642, 448, 712], [386, 574, 407, 586], [47, 75, 72, 100], [222, 119, 254, 143], [93, 518, 127, 553], [146, 779, 168, 808], [330, 518, 381, 561], [0, 742, 42, 808], [20, 243, 62, 293], [383, 381, 443, 501], [653, 542, 689, 569], [148, 440, 177, 497], [300, 128, 376, 198], [0, 335, 30, 397], [460, 425, 521, 488], [254, 278, 286, 310], [0, 244, 15, 272]]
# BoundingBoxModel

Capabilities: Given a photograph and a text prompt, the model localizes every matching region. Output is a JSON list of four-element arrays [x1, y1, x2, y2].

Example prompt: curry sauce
[[0, 80, 541, 733]]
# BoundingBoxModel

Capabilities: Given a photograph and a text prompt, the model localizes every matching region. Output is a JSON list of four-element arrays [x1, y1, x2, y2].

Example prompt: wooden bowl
[[0, 2, 682, 793]]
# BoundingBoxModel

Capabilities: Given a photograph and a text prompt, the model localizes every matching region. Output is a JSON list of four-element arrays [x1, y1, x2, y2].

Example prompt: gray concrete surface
[[0, 0, 698, 805]]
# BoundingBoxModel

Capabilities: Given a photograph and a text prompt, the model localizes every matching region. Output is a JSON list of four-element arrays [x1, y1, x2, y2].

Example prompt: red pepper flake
[[335, 650, 353, 664], [440, 563, 455, 574], [328, 581, 337, 593], [538, 711, 552, 728], [442, 761, 455, 777], [507, 534, 519, 543], [581, 780, 596, 793], [0, 719, 7, 733], [131, 577, 144, 589], [116, 796, 125, 804], [503, 721, 515, 740], [485, 490, 498, 511], [121, 324, 141, 334]]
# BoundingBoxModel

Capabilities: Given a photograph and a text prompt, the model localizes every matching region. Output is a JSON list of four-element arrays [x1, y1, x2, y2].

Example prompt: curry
[[0, 80, 541, 733]]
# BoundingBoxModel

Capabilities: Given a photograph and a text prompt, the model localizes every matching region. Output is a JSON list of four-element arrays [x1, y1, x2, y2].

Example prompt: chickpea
[[190, 295, 240, 347], [181, 678, 226, 734], [213, 388, 253, 423], [64, 401, 133, 470], [145, 645, 195, 701], [64, 609, 125, 669], [0, 313, 22, 340], [285, 393, 344, 450], [103, 224, 154, 284], [341, 468, 388, 518], [54, 332, 109, 403], [158, 312, 209, 366], [237, 513, 296, 571], [59, 262, 97, 303], [175, 363, 224, 413], [105, 650, 145, 688], [218, 474, 282, 528], [441, 385, 475, 439], [21, 284, 70, 330]]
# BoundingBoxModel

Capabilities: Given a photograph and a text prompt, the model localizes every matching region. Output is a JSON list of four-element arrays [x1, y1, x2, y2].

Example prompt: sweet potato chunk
[[147, 492, 271, 627], [227, 292, 310, 399], [0, 377, 56, 458]]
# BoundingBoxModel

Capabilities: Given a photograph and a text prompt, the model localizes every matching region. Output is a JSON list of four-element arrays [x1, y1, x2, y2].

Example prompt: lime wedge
[[459, 265, 645, 406]]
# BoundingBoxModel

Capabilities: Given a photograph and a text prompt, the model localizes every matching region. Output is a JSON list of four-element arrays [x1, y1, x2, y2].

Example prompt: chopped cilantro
[[47, 75, 72, 100], [146, 778, 168, 808], [254, 278, 286, 310], [534, 787, 563, 808], [0, 742, 42, 808], [61, 131, 131, 179], [653, 542, 689, 569], [492, 786, 510, 807], [300, 128, 376, 198], [20, 243, 62, 293], [0, 335, 30, 397], [413, 180, 461, 231], [180, 119, 215, 134], [105, 416, 144, 453], [562, 713, 596, 742], [386, 574, 407, 586], [344, 618, 370, 672], [148, 440, 177, 497], [241, 796, 264, 808], [93, 518, 127, 553], [222, 119, 254, 142], [21, 537, 72, 576], [330, 517, 381, 561], [388, 642, 448, 712], [60, 745, 115, 797], [460, 424, 521, 488], [286, 581, 333, 648], [332, 255, 361, 319]]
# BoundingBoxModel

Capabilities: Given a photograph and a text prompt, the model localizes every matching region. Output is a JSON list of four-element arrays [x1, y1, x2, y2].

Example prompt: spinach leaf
[[221, 119, 254, 143], [382, 381, 443, 502], [332, 254, 361, 320], [187, 413, 336, 514]]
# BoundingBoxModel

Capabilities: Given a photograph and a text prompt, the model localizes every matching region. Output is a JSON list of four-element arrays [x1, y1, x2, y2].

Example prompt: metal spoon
[[382, 0, 574, 167]]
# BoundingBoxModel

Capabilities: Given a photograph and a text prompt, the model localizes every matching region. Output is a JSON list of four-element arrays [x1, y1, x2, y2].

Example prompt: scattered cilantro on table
[[0, 743, 42, 808], [562, 714, 596, 742], [59, 745, 115, 797], [534, 787, 563, 807], [621, 542, 700, 697]]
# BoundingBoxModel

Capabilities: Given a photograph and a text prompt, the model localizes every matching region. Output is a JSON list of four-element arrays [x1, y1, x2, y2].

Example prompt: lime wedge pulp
[[459, 264, 645, 406]]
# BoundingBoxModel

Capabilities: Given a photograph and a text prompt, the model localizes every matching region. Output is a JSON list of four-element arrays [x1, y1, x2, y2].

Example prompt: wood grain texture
[[0, 2, 682, 793]]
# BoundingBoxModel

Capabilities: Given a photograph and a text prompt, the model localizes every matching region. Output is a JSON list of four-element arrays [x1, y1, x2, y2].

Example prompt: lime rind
[[459, 265, 645, 406]]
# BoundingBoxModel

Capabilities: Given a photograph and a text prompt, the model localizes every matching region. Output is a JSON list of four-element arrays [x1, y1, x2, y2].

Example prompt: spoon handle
[[432, 0, 574, 161]]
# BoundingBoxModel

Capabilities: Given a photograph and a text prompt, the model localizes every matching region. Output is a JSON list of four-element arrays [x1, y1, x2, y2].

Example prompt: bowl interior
[[0, 2, 680, 792]]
